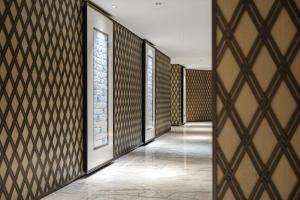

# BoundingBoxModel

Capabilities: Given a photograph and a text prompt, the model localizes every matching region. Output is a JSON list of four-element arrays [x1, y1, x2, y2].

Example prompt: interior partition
[[0, 0, 84, 199], [155, 50, 172, 136], [113, 22, 144, 157], [214, 0, 300, 199], [186, 69, 212, 122], [170, 64, 183, 126]]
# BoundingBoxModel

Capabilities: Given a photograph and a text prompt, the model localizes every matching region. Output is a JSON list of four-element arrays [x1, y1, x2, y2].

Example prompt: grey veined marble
[[43, 122, 213, 200]]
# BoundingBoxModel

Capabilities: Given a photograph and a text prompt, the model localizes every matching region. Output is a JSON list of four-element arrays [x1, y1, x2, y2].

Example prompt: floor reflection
[[43, 122, 212, 200]]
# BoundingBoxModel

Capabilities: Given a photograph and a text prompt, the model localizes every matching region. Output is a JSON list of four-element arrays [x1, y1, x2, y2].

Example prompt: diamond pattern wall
[[215, 0, 300, 199], [170, 65, 183, 126], [186, 70, 212, 122], [0, 0, 83, 199], [113, 23, 143, 157], [155, 50, 171, 136]]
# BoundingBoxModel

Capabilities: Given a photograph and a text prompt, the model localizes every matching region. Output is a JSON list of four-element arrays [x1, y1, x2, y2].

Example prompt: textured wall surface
[[155, 50, 171, 136], [113, 23, 143, 157], [215, 0, 300, 199], [186, 70, 212, 122], [170, 65, 183, 126], [0, 0, 83, 199]]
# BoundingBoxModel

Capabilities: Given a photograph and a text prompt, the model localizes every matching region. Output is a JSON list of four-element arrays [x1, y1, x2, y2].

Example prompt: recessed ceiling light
[[112, 4, 117, 8], [155, 2, 162, 6]]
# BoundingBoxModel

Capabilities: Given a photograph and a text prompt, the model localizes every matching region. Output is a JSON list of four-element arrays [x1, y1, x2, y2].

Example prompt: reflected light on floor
[[184, 122, 212, 127], [185, 134, 212, 141], [143, 167, 184, 179]]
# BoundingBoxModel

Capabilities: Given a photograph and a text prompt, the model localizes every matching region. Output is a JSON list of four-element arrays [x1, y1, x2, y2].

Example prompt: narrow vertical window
[[93, 29, 108, 149], [146, 56, 154, 130]]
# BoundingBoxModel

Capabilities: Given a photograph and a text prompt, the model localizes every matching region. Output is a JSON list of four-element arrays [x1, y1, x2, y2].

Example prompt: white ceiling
[[91, 0, 212, 70]]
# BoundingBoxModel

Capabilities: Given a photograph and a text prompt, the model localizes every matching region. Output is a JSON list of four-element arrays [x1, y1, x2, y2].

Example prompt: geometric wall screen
[[0, 0, 83, 199], [113, 23, 143, 158], [215, 0, 300, 199], [186, 70, 212, 122], [170, 64, 183, 126], [155, 50, 171, 136]]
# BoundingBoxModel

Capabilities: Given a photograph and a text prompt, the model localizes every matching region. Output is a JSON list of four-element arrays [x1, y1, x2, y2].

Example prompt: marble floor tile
[[43, 122, 213, 200]]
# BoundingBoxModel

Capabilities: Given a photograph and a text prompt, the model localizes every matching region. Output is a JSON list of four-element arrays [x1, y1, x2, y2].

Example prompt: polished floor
[[43, 122, 212, 200]]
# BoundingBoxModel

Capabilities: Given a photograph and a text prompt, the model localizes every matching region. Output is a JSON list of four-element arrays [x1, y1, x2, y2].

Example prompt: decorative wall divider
[[0, 0, 84, 199], [186, 69, 212, 122], [171, 64, 184, 126], [214, 0, 300, 199], [155, 50, 172, 136], [112, 13, 171, 155], [113, 21, 144, 158]]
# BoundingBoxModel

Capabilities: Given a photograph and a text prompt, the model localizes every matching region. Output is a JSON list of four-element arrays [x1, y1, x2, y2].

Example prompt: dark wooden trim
[[84, 0, 112, 18], [83, 1, 88, 173], [142, 40, 156, 144], [83, 1, 145, 41], [83, 1, 115, 175], [142, 41, 146, 143], [83, 1, 170, 61], [113, 142, 144, 160], [181, 66, 186, 125], [85, 159, 114, 175], [112, 13, 116, 159], [212, 0, 217, 199]]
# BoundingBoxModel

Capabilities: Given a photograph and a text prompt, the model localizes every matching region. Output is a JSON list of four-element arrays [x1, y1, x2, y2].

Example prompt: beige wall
[[215, 0, 300, 199]]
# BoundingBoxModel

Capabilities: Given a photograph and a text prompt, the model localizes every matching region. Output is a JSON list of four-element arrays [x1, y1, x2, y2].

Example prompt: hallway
[[43, 123, 212, 200]]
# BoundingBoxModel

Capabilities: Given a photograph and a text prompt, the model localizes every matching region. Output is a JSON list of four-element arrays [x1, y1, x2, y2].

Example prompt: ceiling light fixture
[[112, 4, 117, 8]]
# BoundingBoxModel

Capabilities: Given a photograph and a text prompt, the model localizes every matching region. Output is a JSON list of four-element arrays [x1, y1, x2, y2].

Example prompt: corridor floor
[[43, 122, 212, 200]]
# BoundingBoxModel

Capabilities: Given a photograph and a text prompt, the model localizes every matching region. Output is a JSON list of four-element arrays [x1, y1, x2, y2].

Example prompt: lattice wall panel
[[170, 65, 183, 126], [155, 50, 171, 136], [113, 23, 143, 157], [186, 70, 212, 122], [215, 0, 300, 199], [0, 0, 83, 199]]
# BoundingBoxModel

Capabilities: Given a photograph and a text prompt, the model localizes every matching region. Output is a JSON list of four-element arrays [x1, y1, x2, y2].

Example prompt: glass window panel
[[93, 29, 108, 149], [146, 56, 154, 129]]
